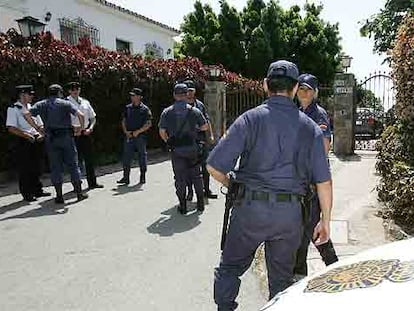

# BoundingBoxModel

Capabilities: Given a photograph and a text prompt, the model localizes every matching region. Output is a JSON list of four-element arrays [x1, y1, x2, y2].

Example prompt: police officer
[[207, 60, 333, 310], [183, 80, 218, 201], [117, 88, 152, 185], [23, 84, 88, 204], [159, 83, 208, 214], [67, 82, 103, 189], [294, 73, 338, 278], [6, 85, 51, 201]]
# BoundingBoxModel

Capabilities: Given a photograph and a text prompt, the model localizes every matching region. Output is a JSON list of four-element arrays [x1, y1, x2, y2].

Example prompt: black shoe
[[186, 190, 194, 201], [55, 196, 64, 204], [23, 196, 37, 202], [34, 191, 52, 198], [139, 175, 146, 184], [117, 178, 130, 185], [197, 200, 205, 212], [204, 190, 218, 199], [89, 184, 104, 189], [77, 193, 89, 201], [178, 201, 187, 215]]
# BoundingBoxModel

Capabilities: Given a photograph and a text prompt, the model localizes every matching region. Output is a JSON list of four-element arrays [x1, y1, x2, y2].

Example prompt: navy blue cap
[[298, 74, 319, 90], [174, 83, 188, 95], [48, 84, 63, 93], [16, 85, 34, 95], [183, 80, 196, 90], [129, 88, 143, 96], [67, 81, 81, 89], [267, 60, 299, 81]]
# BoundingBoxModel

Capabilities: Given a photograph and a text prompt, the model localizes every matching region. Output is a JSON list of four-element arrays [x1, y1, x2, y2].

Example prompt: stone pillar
[[333, 73, 356, 155], [203, 81, 226, 139]]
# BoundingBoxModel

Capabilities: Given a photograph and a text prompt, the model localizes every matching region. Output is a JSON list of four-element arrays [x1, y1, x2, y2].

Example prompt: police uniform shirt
[[27, 98, 78, 129], [207, 96, 331, 194], [68, 96, 96, 128], [191, 99, 210, 122], [301, 101, 331, 140], [6, 102, 43, 135], [124, 103, 152, 132], [159, 101, 207, 151]]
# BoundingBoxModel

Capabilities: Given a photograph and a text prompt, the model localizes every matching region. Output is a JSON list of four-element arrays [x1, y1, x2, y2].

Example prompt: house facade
[[0, 0, 180, 59]]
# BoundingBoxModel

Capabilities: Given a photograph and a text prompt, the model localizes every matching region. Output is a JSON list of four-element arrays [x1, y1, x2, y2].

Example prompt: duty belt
[[245, 190, 304, 203]]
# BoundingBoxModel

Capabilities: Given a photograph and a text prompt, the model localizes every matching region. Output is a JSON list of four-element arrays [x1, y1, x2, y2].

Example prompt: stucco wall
[[0, 0, 176, 58]]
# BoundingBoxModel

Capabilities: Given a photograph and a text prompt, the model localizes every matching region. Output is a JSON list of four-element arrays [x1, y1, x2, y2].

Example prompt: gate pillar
[[204, 81, 226, 139], [333, 73, 356, 156]]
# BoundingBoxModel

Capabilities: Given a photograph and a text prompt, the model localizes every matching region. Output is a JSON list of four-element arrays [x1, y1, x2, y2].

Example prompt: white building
[[0, 0, 180, 59]]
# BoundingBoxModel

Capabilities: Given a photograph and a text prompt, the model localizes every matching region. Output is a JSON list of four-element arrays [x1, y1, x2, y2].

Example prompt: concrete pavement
[[0, 157, 264, 311]]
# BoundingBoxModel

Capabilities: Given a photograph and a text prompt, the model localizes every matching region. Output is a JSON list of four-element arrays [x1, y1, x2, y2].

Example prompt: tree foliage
[[180, 0, 342, 84], [360, 0, 414, 55]]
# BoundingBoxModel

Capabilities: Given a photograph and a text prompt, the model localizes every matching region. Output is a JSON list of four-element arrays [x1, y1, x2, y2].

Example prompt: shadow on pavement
[[147, 204, 202, 237], [335, 154, 362, 162], [0, 200, 28, 215], [111, 184, 143, 196]]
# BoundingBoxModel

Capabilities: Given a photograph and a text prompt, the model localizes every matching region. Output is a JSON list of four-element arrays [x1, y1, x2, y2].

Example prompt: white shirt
[[68, 96, 96, 129], [6, 102, 43, 135]]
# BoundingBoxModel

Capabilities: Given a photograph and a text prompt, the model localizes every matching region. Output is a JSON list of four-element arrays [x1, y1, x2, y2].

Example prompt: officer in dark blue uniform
[[294, 73, 338, 277], [117, 88, 152, 185], [184, 80, 218, 201], [23, 84, 88, 204], [159, 83, 208, 214], [207, 61, 333, 310]]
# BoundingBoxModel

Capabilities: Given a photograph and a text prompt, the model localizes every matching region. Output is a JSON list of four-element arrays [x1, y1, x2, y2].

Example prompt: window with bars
[[116, 38, 132, 54], [59, 17, 100, 46]]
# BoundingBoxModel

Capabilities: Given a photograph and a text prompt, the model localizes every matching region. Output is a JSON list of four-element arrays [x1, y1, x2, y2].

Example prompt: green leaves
[[180, 0, 342, 84]]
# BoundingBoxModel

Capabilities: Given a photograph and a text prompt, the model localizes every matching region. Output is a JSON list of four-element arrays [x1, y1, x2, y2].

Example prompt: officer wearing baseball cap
[[117, 87, 152, 185], [294, 73, 338, 278], [207, 60, 333, 309], [22, 84, 88, 204], [159, 83, 208, 214], [6, 85, 50, 201]]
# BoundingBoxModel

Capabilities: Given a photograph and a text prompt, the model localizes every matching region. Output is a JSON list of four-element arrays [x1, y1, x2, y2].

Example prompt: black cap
[[183, 80, 196, 90], [67, 81, 81, 89], [174, 83, 188, 95], [48, 84, 63, 95], [298, 74, 319, 90], [16, 85, 34, 95], [267, 60, 299, 81], [129, 88, 143, 96]]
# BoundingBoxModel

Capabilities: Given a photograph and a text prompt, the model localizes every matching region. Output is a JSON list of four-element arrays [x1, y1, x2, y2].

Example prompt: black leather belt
[[247, 190, 304, 202]]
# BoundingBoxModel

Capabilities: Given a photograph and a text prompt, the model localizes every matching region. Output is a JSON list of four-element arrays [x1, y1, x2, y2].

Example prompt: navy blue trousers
[[214, 197, 303, 310], [122, 136, 147, 174]]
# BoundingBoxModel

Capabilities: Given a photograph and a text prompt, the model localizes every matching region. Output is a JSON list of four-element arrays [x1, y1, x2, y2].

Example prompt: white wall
[[0, 0, 176, 59]]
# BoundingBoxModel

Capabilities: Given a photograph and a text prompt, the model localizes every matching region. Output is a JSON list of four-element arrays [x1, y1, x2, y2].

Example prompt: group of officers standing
[[6, 58, 339, 310]]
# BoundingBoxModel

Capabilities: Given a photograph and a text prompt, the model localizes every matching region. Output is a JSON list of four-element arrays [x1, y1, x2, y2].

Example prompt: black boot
[[117, 167, 130, 185], [204, 174, 218, 199], [73, 181, 88, 201], [196, 196, 205, 212], [178, 199, 187, 215], [54, 184, 64, 204], [139, 170, 146, 184]]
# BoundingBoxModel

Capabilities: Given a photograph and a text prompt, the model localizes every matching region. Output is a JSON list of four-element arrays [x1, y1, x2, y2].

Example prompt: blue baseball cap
[[298, 74, 319, 90], [174, 83, 188, 95], [267, 60, 299, 81]]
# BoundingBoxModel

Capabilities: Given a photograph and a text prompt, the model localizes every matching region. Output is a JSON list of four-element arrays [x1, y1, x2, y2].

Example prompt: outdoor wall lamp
[[16, 16, 46, 37]]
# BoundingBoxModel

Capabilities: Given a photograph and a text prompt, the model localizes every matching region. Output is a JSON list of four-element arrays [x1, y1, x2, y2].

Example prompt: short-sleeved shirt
[[207, 95, 331, 195], [189, 99, 209, 141], [27, 97, 78, 130], [6, 102, 43, 135], [123, 103, 152, 132], [68, 96, 96, 128], [159, 101, 207, 153], [300, 101, 331, 140]]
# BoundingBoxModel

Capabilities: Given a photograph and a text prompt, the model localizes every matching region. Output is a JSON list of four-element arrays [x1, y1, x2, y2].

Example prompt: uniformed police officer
[[183, 80, 218, 201], [67, 82, 103, 189], [159, 83, 208, 214], [207, 60, 333, 310], [117, 88, 152, 185], [6, 85, 51, 201], [294, 73, 338, 278], [23, 84, 88, 204]]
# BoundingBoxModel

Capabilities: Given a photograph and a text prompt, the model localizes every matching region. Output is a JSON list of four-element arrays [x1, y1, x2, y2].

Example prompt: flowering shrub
[[0, 30, 261, 172], [376, 13, 414, 233]]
